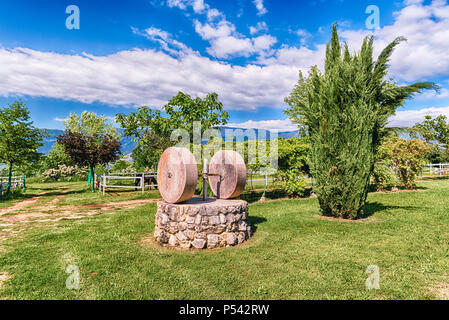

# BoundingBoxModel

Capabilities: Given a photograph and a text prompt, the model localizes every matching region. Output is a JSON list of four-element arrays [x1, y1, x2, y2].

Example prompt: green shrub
[[372, 161, 394, 191], [275, 137, 310, 197], [275, 169, 307, 197], [379, 138, 431, 189]]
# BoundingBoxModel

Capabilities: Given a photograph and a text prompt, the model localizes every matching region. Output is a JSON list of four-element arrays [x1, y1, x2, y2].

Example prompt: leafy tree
[[116, 92, 229, 166], [58, 111, 121, 190], [43, 143, 74, 171], [57, 131, 121, 180], [111, 158, 133, 173], [285, 25, 437, 219], [427, 145, 449, 164], [0, 101, 45, 193], [131, 132, 166, 171], [412, 115, 449, 153], [64, 111, 119, 139], [378, 138, 430, 189]]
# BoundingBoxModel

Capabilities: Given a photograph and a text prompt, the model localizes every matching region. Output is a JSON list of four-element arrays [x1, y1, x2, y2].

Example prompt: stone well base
[[154, 198, 252, 249]]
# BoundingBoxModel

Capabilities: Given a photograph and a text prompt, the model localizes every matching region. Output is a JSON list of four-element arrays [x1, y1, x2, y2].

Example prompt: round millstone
[[208, 150, 247, 199], [157, 147, 198, 204]]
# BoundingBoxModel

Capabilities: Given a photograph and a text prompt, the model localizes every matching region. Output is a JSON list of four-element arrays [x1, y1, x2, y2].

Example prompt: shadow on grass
[[368, 184, 428, 193], [240, 190, 288, 204], [420, 176, 449, 181], [248, 216, 267, 233], [0, 189, 40, 202], [359, 201, 424, 219]]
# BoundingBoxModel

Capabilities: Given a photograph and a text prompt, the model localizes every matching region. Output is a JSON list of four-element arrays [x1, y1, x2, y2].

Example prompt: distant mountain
[[38, 127, 299, 155], [216, 126, 299, 140]]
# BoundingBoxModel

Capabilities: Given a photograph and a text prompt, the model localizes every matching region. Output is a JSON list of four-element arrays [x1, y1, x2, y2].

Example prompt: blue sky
[[1, 0, 449, 131]]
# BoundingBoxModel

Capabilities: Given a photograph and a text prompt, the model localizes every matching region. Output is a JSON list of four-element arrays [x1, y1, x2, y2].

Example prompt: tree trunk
[[91, 167, 95, 192], [7, 162, 13, 194]]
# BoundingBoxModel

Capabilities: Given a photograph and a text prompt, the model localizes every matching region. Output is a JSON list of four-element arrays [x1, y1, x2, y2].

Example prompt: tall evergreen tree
[[285, 25, 437, 219]]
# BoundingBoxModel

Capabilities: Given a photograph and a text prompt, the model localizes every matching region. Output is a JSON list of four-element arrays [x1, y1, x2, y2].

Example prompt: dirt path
[[3, 198, 159, 223], [0, 188, 160, 244], [0, 193, 46, 216]]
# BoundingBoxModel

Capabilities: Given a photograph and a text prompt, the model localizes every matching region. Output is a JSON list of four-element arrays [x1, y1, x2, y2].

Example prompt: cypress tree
[[285, 25, 437, 219]]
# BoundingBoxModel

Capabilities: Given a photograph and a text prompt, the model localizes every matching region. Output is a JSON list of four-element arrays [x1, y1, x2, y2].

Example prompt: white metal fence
[[95, 173, 157, 195], [422, 164, 449, 177], [0, 176, 24, 195]]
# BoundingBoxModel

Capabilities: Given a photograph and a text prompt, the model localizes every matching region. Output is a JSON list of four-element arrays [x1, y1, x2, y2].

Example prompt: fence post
[[87, 168, 92, 187], [23, 174, 26, 191], [103, 175, 106, 196], [141, 173, 144, 194], [91, 168, 95, 192]]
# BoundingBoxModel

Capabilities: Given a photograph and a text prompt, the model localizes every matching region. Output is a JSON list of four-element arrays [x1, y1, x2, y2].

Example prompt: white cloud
[[249, 22, 268, 35], [192, 0, 206, 13], [166, 0, 188, 10], [227, 119, 298, 131], [341, 0, 449, 82], [1, 0, 449, 117], [167, 0, 222, 20], [53, 117, 68, 122], [253, 0, 267, 16], [389, 106, 449, 127], [258, 44, 326, 70], [414, 87, 449, 100], [166, 0, 275, 59], [194, 20, 276, 58], [0, 47, 299, 111], [295, 29, 312, 45], [132, 26, 193, 56]]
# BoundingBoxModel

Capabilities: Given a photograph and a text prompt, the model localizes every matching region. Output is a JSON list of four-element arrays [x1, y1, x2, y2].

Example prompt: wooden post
[[141, 173, 144, 194], [103, 175, 106, 196]]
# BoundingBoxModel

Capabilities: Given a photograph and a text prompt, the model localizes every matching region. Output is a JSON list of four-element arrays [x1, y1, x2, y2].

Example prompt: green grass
[[0, 178, 448, 299]]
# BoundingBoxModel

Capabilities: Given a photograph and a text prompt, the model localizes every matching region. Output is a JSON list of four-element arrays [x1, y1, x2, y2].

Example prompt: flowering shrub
[[378, 138, 431, 189], [42, 165, 88, 181]]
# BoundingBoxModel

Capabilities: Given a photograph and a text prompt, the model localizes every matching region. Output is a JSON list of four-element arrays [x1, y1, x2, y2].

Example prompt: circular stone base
[[154, 198, 252, 249]]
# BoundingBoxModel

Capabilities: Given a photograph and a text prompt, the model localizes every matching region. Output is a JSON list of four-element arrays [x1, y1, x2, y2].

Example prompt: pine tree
[[285, 25, 437, 219]]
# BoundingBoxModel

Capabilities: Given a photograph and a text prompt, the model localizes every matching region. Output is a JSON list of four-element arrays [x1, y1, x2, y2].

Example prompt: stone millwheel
[[208, 150, 247, 199], [157, 147, 198, 204]]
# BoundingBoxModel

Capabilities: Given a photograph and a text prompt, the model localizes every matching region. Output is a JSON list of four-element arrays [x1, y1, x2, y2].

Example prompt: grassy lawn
[[0, 178, 448, 299]]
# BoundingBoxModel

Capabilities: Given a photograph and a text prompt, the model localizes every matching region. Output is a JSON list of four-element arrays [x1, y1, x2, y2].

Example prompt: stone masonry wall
[[154, 198, 252, 249]]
